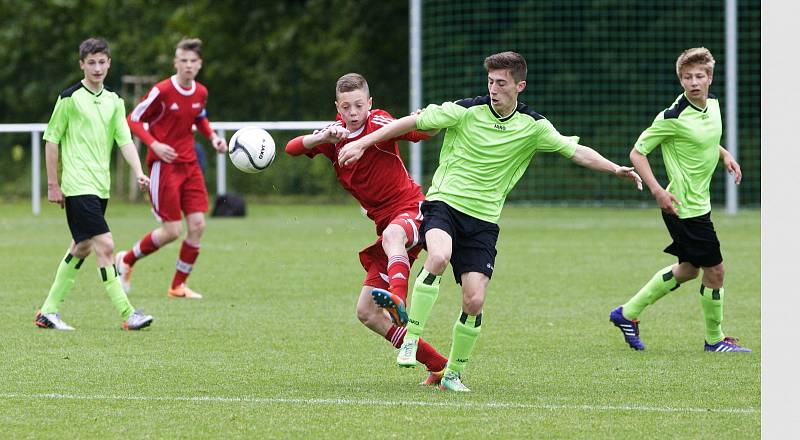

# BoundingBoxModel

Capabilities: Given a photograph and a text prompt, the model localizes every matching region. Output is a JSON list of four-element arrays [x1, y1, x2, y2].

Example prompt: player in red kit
[[285, 73, 448, 384], [116, 38, 227, 299]]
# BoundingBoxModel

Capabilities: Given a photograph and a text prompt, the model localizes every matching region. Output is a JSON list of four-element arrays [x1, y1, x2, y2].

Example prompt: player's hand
[[319, 125, 350, 144], [337, 139, 368, 167], [151, 141, 177, 163], [47, 182, 65, 209], [211, 135, 228, 154], [654, 188, 680, 216], [724, 155, 742, 185], [136, 174, 150, 192], [614, 165, 643, 191]]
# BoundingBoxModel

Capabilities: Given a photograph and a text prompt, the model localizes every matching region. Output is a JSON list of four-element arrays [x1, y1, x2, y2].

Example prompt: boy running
[[116, 38, 227, 299], [285, 73, 448, 384], [35, 37, 154, 331], [609, 47, 751, 353], [339, 52, 643, 391]]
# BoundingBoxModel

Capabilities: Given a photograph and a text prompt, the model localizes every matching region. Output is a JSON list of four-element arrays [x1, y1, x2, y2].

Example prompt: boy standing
[[36, 37, 154, 331], [339, 52, 643, 391], [285, 73, 448, 384], [609, 47, 750, 353], [117, 38, 227, 299]]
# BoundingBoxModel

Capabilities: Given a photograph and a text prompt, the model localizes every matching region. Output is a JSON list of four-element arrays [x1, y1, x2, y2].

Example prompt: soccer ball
[[228, 127, 276, 173]]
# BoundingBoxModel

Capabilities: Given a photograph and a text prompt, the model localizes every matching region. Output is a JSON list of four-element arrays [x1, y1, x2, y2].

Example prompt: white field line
[[0, 393, 758, 414]]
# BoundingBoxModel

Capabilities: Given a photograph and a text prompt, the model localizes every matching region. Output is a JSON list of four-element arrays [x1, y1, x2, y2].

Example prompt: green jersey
[[43, 81, 133, 198], [416, 96, 578, 223], [635, 93, 722, 219]]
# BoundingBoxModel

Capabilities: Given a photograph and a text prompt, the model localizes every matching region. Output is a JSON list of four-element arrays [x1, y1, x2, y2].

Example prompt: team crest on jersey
[[170, 103, 179, 111]]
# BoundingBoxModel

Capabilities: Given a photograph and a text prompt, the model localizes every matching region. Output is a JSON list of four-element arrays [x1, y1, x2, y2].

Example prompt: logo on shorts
[[192, 102, 201, 109], [486, 263, 494, 271], [170, 103, 179, 111]]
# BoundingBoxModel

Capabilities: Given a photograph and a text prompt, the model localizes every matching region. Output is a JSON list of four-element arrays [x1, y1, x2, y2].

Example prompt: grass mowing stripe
[[0, 393, 758, 414]]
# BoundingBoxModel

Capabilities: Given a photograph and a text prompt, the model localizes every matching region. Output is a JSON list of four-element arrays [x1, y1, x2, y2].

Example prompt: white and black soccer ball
[[228, 127, 276, 173]]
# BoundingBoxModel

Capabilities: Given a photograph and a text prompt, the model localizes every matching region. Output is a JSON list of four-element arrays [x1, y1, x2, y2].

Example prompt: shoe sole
[[167, 292, 203, 299], [123, 317, 153, 331], [371, 289, 407, 326]]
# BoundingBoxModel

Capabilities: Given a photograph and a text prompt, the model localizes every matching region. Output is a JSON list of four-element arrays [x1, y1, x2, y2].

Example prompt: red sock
[[123, 232, 161, 267], [171, 240, 200, 289], [385, 325, 447, 372], [387, 254, 410, 303]]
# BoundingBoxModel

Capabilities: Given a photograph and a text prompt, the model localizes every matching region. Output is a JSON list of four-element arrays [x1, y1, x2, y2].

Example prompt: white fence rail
[[0, 122, 331, 215]]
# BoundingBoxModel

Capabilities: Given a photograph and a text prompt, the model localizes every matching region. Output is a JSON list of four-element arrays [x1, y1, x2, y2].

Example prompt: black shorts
[[65, 195, 109, 243], [420, 200, 499, 285], [661, 211, 722, 268]]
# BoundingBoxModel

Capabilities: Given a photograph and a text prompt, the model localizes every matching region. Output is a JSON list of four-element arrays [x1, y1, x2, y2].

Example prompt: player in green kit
[[339, 51, 643, 391], [34, 38, 154, 331], [609, 47, 750, 353]]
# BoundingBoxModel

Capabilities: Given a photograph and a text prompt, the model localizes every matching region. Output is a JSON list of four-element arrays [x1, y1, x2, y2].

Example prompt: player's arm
[[44, 141, 64, 208], [719, 145, 742, 184], [128, 87, 177, 163], [196, 110, 227, 153], [285, 125, 349, 156], [338, 114, 419, 166], [629, 148, 679, 215], [119, 142, 150, 191], [571, 145, 642, 191]]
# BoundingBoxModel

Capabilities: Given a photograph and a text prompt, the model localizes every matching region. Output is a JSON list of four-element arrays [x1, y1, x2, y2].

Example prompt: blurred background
[[0, 0, 760, 209]]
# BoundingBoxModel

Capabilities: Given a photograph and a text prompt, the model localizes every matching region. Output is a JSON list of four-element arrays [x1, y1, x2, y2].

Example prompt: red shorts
[[359, 203, 424, 288], [148, 161, 209, 222]]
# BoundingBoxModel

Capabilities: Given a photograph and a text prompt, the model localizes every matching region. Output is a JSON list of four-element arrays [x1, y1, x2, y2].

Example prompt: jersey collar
[[682, 93, 709, 113], [171, 75, 196, 96], [80, 80, 104, 97], [489, 100, 518, 122]]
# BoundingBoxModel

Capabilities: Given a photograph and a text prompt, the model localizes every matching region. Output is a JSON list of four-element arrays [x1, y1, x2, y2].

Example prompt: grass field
[[0, 202, 760, 438]]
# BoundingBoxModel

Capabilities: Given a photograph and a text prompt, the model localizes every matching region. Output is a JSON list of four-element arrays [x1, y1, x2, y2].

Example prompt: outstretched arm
[[629, 148, 680, 215], [719, 145, 742, 184], [337, 114, 419, 166], [285, 125, 350, 156], [571, 144, 643, 190]]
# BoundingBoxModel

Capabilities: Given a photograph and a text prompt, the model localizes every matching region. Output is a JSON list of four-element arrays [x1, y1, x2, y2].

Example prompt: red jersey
[[286, 109, 428, 225], [128, 75, 215, 167]]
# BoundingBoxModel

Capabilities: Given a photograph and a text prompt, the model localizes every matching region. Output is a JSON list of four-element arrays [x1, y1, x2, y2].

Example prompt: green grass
[[0, 202, 760, 439]]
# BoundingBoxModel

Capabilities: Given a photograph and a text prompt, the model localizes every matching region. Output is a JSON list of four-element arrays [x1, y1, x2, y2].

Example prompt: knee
[[462, 289, 485, 315], [381, 226, 406, 247], [704, 264, 725, 284], [95, 238, 115, 259], [188, 217, 205, 235], [425, 252, 450, 274], [162, 223, 183, 242], [72, 241, 92, 258]]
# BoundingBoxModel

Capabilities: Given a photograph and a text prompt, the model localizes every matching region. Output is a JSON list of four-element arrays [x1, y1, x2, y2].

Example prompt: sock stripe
[[100, 267, 108, 282], [662, 271, 674, 281], [475, 313, 482, 327], [392, 327, 407, 346], [75, 258, 85, 269], [700, 285, 721, 300], [423, 272, 437, 285], [64, 254, 73, 264], [176, 259, 193, 274]]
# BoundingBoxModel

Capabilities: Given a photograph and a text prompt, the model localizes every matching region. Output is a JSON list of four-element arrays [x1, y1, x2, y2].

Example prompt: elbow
[[629, 148, 640, 163]]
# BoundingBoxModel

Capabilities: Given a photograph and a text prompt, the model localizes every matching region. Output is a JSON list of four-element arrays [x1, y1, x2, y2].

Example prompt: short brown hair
[[675, 47, 715, 76], [79, 38, 110, 61], [336, 73, 370, 97], [176, 37, 203, 58], [484, 51, 527, 82]]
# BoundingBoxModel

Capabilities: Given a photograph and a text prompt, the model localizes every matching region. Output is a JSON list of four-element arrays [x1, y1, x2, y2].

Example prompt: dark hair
[[483, 51, 527, 82], [176, 38, 203, 58], [336, 73, 370, 97], [79, 38, 110, 60]]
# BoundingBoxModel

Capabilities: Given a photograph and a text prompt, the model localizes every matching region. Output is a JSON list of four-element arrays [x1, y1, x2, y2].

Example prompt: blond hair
[[676, 47, 715, 76], [176, 37, 203, 58]]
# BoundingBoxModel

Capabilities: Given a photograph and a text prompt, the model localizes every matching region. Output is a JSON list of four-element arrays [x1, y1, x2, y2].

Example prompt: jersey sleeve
[[127, 86, 162, 147], [113, 97, 134, 146], [635, 113, 674, 155], [43, 96, 70, 144], [415, 102, 466, 131], [533, 119, 579, 158]]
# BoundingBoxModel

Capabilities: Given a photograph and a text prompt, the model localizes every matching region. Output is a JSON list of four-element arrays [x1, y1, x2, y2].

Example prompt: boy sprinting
[[116, 38, 227, 299], [284, 73, 448, 384], [609, 47, 750, 353], [339, 52, 643, 391], [35, 37, 154, 331]]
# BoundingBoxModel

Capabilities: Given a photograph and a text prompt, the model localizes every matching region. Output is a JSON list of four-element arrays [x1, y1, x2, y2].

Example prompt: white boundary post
[[409, 0, 423, 184], [216, 129, 227, 195], [725, 0, 739, 214], [31, 131, 41, 215]]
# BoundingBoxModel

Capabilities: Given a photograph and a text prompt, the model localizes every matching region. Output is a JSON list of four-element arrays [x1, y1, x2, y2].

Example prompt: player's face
[[335, 89, 372, 132], [487, 69, 526, 116], [174, 48, 203, 83], [79, 53, 110, 88], [679, 65, 713, 103]]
